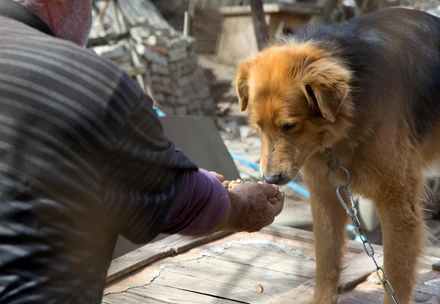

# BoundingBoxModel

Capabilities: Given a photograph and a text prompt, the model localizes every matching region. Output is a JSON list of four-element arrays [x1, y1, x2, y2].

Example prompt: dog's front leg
[[375, 188, 425, 304], [307, 181, 349, 304]]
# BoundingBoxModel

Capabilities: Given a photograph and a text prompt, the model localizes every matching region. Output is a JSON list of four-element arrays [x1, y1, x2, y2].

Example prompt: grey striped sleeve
[[101, 95, 198, 244]]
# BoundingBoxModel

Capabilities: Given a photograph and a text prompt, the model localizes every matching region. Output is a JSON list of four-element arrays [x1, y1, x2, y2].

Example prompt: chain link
[[325, 148, 398, 304]]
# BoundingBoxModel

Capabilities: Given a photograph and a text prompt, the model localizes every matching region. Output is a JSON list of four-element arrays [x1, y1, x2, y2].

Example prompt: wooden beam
[[250, 0, 269, 50], [106, 232, 231, 284], [218, 3, 322, 16]]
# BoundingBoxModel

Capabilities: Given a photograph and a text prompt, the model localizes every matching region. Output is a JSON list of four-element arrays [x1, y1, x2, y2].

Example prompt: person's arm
[[163, 168, 284, 236], [162, 168, 228, 235], [102, 85, 283, 242], [101, 94, 199, 244]]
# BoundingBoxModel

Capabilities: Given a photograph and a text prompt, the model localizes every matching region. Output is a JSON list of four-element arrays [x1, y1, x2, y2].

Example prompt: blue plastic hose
[[153, 106, 167, 117]]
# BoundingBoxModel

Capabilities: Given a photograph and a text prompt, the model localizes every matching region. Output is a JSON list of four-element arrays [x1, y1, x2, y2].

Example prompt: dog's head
[[234, 42, 354, 185]]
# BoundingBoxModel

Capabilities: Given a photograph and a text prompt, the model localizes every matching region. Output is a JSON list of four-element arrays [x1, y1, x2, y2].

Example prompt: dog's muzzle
[[263, 173, 291, 185]]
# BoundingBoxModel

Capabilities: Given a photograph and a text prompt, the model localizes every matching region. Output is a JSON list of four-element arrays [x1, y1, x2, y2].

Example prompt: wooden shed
[[215, 2, 322, 65], [103, 225, 440, 304]]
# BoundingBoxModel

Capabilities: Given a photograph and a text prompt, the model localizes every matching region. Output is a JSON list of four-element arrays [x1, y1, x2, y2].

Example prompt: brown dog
[[233, 8, 440, 304]]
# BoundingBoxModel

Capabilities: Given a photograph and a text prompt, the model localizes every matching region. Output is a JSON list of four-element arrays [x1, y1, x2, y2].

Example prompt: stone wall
[[133, 28, 213, 116]]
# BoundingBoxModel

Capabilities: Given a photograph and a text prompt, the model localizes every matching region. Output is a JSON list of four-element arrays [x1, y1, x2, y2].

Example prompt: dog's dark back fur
[[285, 8, 440, 143]]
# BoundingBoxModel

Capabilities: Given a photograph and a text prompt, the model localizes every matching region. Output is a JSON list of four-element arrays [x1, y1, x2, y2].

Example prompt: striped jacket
[[0, 1, 198, 302]]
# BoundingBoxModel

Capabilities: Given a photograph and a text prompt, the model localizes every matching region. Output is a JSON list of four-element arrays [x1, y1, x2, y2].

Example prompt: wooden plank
[[414, 271, 440, 297], [275, 278, 315, 304], [262, 224, 384, 254], [127, 284, 237, 304], [261, 225, 316, 244], [163, 257, 307, 297], [152, 270, 272, 303], [103, 292, 164, 304], [274, 252, 384, 303], [339, 252, 384, 290], [338, 288, 384, 304], [218, 3, 322, 16], [213, 244, 317, 278], [106, 232, 231, 283]]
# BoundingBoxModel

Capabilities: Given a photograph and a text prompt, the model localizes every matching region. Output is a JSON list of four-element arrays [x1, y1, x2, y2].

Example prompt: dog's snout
[[263, 173, 290, 185]]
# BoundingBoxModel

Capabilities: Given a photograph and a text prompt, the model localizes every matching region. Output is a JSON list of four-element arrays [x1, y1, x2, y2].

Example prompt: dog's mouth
[[262, 170, 298, 185]]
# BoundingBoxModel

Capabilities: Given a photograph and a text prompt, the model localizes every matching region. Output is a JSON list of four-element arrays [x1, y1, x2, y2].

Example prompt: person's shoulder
[[50, 38, 126, 77], [40, 36, 144, 97]]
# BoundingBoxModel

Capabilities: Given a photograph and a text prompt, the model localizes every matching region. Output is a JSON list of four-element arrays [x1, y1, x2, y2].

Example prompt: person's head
[[14, 0, 92, 47]]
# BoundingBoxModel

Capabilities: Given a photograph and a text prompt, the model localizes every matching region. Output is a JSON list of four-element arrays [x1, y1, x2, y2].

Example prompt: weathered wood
[[87, 32, 131, 47], [106, 232, 231, 283], [103, 292, 164, 304], [104, 226, 440, 304], [164, 257, 307, 297], [262, 224, 384, 255], [214, 244, 317, 278], [274, 251, 384, 303], [339, 252, 383, 290], [127, 284, 237, 304], [98, 0, 111, 22], [250, 0, 269, 51], [275, 278, 315, 304], [118, 0, 175, 31], [152, 270, 273, 303], [188, 0, 196, 35], [218, 3, 322, 16], [261, 225, 316, 244]]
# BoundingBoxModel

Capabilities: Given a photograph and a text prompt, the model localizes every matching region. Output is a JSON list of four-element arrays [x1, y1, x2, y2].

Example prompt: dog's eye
[[282, 123, 296, 132]]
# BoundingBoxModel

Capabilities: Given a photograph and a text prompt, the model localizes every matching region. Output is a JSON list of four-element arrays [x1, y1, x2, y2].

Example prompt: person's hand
[[218, 182, 284, 233], [209, 171, 224, 183]]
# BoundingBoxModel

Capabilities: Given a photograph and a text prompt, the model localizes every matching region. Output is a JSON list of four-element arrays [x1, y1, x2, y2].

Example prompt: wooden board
[[103, 225, 440, 304], [160, 116, 241, 180]]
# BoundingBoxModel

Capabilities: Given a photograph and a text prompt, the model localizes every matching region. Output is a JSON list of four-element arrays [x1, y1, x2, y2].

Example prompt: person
[[0, 0, 284, 303]]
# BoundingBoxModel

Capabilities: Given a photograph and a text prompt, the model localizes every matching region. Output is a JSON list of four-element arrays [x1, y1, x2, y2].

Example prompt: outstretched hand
[[227, 182, 284, 232]]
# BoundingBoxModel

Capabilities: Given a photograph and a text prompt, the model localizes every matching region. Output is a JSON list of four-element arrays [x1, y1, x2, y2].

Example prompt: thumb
[[209, 171, 225, 182], [258, 182, 280, 197]]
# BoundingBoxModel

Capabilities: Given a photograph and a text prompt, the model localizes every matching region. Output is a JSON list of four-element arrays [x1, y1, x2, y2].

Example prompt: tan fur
[[234, 41, 430, 304]]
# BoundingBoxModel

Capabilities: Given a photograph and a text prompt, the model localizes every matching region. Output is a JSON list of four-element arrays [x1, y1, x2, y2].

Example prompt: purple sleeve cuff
[[162, 168, 229, 236]]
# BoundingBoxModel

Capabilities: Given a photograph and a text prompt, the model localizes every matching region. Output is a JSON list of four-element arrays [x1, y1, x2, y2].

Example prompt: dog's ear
[[303, 59, 352, 122], [233, 59, 254, 112]]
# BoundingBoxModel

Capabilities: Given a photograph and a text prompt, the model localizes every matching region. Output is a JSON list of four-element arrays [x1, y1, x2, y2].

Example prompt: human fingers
[[270, 196, 284, 217], [258, 182, 280, 197], [268, 189, 284, 204], [209, 171, 225, 182]]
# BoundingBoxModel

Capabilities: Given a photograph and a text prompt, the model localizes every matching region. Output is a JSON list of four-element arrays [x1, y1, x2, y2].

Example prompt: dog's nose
[[263, 173, 290, 185]]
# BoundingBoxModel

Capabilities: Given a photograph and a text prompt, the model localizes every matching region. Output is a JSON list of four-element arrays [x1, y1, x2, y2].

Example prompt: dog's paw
[[366, 272, 382, 285]]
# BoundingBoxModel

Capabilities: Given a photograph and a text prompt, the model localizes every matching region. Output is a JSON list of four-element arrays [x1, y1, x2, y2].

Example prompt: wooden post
[[250, 0, 269, 51], [188, 0, 196, 35], [98, 0, 111, 22], [309, 0, 338, 24]]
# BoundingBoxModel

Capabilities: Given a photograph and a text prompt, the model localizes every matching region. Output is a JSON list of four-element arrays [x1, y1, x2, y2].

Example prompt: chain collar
[[325, 147, 398, 304]]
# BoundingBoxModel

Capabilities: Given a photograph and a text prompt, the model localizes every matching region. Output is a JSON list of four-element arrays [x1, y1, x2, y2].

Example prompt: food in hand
[[223, 179, 281, 203]]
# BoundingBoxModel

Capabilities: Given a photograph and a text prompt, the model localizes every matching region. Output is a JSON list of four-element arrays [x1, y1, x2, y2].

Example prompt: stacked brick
[[132, 27, 213, 116], [89, 1, 213, 116]]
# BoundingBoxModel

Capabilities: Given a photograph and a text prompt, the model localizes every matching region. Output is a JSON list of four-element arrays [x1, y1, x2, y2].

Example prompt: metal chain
[[324, 148, 398, 304]]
